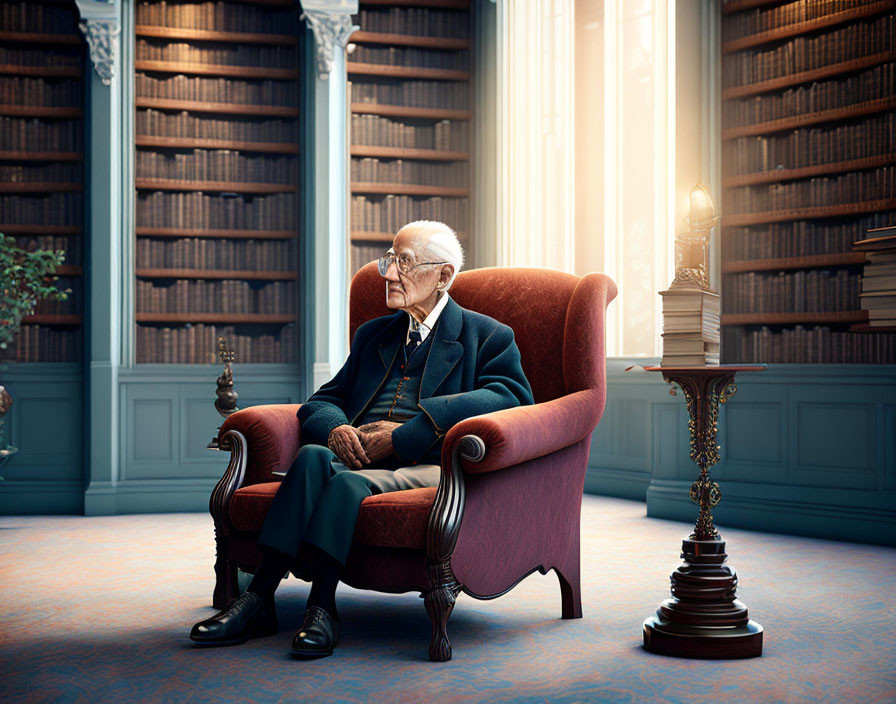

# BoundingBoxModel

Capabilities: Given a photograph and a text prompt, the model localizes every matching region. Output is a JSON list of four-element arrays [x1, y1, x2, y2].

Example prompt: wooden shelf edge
[[849, 323, 896, 332], [0, 30, 82, 45], [351, 145, 469, 161], [55, 265, 83, 276], [722, 252, 867, 273], [135, 25, 298, 45], [0, 63, 80, 77], [0, 151, 83, 162], [0, 105, 83, 118], [136, 313, 296, 324], [136, 97, 299, 117], [722, 98, 896, 140], [722, 52, 896, 100], [351, 231, 395, 242], [721, 1, 896, 54], [135, 227, 296, 240], [135, 60, 299, 80], [351, 181, 468, 196], [359, 0, 470, 8], [135, 179, 296, 194], [135, 268, 297, 280], [0, 225, 81, 235], [721, 311, 868, 325], [722, 199, 896, 226], [351, 103, 471, 120], [724, 155, 896, 188], [349, 31, 470, 50], [0, 183, 82, 193], [347, 62, 470, 81], [21, 314, 82, 325], [135, 136, 299, 154]]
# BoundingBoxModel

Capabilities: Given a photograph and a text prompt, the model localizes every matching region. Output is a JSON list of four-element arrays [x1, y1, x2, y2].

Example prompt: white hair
[[398, 220, 464, 289]]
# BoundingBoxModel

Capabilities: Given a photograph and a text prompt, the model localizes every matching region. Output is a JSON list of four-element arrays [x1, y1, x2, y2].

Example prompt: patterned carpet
[[1, 495, 894, 704]]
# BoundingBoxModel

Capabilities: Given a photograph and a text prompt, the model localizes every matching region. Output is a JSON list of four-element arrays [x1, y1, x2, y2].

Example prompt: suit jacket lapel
[[420, 297, 463, 399]]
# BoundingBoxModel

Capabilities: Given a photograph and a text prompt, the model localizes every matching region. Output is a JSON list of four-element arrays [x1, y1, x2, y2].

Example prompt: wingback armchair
[[209, 264, 617, 661]]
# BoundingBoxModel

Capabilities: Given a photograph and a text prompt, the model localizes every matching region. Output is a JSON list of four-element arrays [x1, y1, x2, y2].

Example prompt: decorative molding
[[300, 6, 358, 80], [78, 18, 120, 86]]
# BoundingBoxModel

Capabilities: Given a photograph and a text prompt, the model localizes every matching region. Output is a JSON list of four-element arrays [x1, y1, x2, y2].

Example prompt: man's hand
[[327, 425, 369, 469], [357, 420, 402, 463]]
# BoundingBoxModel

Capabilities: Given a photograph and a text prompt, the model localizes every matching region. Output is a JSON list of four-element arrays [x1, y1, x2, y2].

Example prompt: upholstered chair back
[[349, 263, 614, 404]]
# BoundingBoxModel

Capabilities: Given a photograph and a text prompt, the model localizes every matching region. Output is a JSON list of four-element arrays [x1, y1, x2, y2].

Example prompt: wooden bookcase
[[134, 0, 303, 364], [347, 0, 473, 273], [720, 0, 896, 363], [0, 0, 85, 363]]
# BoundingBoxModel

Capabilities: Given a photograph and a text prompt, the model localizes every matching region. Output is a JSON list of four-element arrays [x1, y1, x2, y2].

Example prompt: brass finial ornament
[[207, 337, 239, 450]]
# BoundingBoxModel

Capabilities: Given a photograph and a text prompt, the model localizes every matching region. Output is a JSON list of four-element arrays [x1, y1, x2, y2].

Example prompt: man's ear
[[439, 265, 454, 289]]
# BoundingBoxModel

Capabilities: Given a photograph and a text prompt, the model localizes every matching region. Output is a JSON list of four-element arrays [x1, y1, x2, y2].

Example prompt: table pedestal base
[[642, 537, 763, 659]]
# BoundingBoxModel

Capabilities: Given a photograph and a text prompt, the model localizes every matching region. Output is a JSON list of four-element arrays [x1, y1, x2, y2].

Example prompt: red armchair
[[210, 264, 617, 660]]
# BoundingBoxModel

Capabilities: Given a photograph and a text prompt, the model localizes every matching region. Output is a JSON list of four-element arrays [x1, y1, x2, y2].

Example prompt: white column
[[300, 2, 357, 390]]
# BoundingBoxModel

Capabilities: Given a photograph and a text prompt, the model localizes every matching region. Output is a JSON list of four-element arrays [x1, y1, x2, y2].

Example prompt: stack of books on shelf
[[855, 226, 896, 328], [661, 289, 720, 366]]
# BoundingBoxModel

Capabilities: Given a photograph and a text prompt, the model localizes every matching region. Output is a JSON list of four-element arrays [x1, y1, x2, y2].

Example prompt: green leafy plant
[[0, 233, 69, 352]]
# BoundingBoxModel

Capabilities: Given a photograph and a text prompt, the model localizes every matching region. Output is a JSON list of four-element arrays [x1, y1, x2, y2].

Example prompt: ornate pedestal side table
[[632, 364, 766, 659]]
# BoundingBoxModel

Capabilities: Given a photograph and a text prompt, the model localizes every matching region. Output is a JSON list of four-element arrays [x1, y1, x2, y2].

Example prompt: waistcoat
[[357, 331, 434, 426]]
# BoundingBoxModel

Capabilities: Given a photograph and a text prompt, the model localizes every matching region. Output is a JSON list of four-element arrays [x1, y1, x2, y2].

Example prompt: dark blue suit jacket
[[298, 297, 534, 465]]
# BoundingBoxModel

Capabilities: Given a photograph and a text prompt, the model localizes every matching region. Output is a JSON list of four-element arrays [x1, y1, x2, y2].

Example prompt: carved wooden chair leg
[[555, 557, 582, 619], [424, 585, 458, 661], [212, 536, 239, 609]]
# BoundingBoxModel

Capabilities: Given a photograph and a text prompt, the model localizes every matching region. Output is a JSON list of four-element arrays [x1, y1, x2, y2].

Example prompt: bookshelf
[[0, 0, 85, 363], [348, 0, 473, 274], [720, 0, 896, 363], [134, 0, 303, 364]]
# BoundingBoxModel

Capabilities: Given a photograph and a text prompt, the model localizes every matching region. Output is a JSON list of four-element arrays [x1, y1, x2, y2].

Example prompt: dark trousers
[[256, 444, 441, 568]]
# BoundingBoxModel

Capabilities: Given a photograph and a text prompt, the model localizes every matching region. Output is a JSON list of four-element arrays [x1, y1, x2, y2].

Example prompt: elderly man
[[190, 220, 533, 657]]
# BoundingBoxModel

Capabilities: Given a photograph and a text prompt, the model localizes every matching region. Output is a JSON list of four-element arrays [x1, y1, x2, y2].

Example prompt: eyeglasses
[[377, 250, 449, 277]]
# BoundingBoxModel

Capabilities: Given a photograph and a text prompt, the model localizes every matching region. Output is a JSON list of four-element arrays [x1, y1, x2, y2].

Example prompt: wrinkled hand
[[357, 420, 402, 463], [327, 424, 369, 469]]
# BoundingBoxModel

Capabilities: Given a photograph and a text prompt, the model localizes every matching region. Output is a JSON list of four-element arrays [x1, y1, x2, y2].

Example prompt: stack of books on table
[[661, 289, 720, 366], [854, 227, 896, 328]]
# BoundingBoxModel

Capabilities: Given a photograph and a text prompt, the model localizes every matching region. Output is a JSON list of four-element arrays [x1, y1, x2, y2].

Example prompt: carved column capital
[[79, 18, 121, 86], [300, 5, 358, 80]]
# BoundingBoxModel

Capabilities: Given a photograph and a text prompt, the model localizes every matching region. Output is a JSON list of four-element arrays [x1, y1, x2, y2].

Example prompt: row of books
[[351, 46, 469, 72], [721, 0, 873, 42], [352, 80, 469, 110], [0, 326, 81, 364], [136, 40, 297, 70], [0, 77, 82, 108], [721, 14, 892, 88], [722, 326, 895, 364], [135, 1, 299, 35], [0, 163, 81, 183], [136, 237, 295, 271], [15, 235, 81, 265], [724, 166, 894, 214], [137, 109, 297, 143], [31, 277, 79, 316], [724, 112, 894, 174], [351, 158, 467, 187], [660, 290, 720, 366], [725, 214, 894, 260], [855, 229, 896, 326], [0, 47, 81, 69], [0, 193, 82, 225], [723, 62, 894, 128], [350, 194, 467, 235], [135, 323, 298, 365], [351, 242, 386, 275], [354, 7, 470, 39], [135, 149, 297, 183], [0, 1, 78, 33], [351, 114, 468, 151], [135, 279, 296, 315], [137, 191, 296, 230], [0, 118, 83, 151], [722, 269, 860, 313], [136, 74, 299, 106]]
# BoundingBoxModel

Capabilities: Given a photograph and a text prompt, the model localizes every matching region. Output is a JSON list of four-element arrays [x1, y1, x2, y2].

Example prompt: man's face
[[383, 228, 448, 312]]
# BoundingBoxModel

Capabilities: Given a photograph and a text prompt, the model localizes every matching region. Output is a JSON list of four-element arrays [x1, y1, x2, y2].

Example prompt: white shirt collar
[[408, 292, 451, 344]]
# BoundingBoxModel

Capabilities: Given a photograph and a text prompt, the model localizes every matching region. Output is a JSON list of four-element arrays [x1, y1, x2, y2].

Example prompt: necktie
[[406, 329, 422, 357]]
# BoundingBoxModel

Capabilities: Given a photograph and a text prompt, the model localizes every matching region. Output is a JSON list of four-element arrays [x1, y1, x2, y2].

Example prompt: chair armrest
[[442, 389, 602, 474], [219, 404, 303, 486]]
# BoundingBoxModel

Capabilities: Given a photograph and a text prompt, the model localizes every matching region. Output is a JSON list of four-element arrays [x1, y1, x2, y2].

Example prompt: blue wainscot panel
[[588, 361, 896, 547], [0, 364, 84, 514], [109, 365, 302, 514]]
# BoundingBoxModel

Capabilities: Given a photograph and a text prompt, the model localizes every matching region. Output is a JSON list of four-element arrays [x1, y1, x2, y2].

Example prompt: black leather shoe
[[291, 605, 340, 658], [190, 591, 278, 647]]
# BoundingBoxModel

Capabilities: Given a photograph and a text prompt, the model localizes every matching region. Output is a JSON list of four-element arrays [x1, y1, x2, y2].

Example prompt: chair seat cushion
[[229, 483, 437, 550]]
